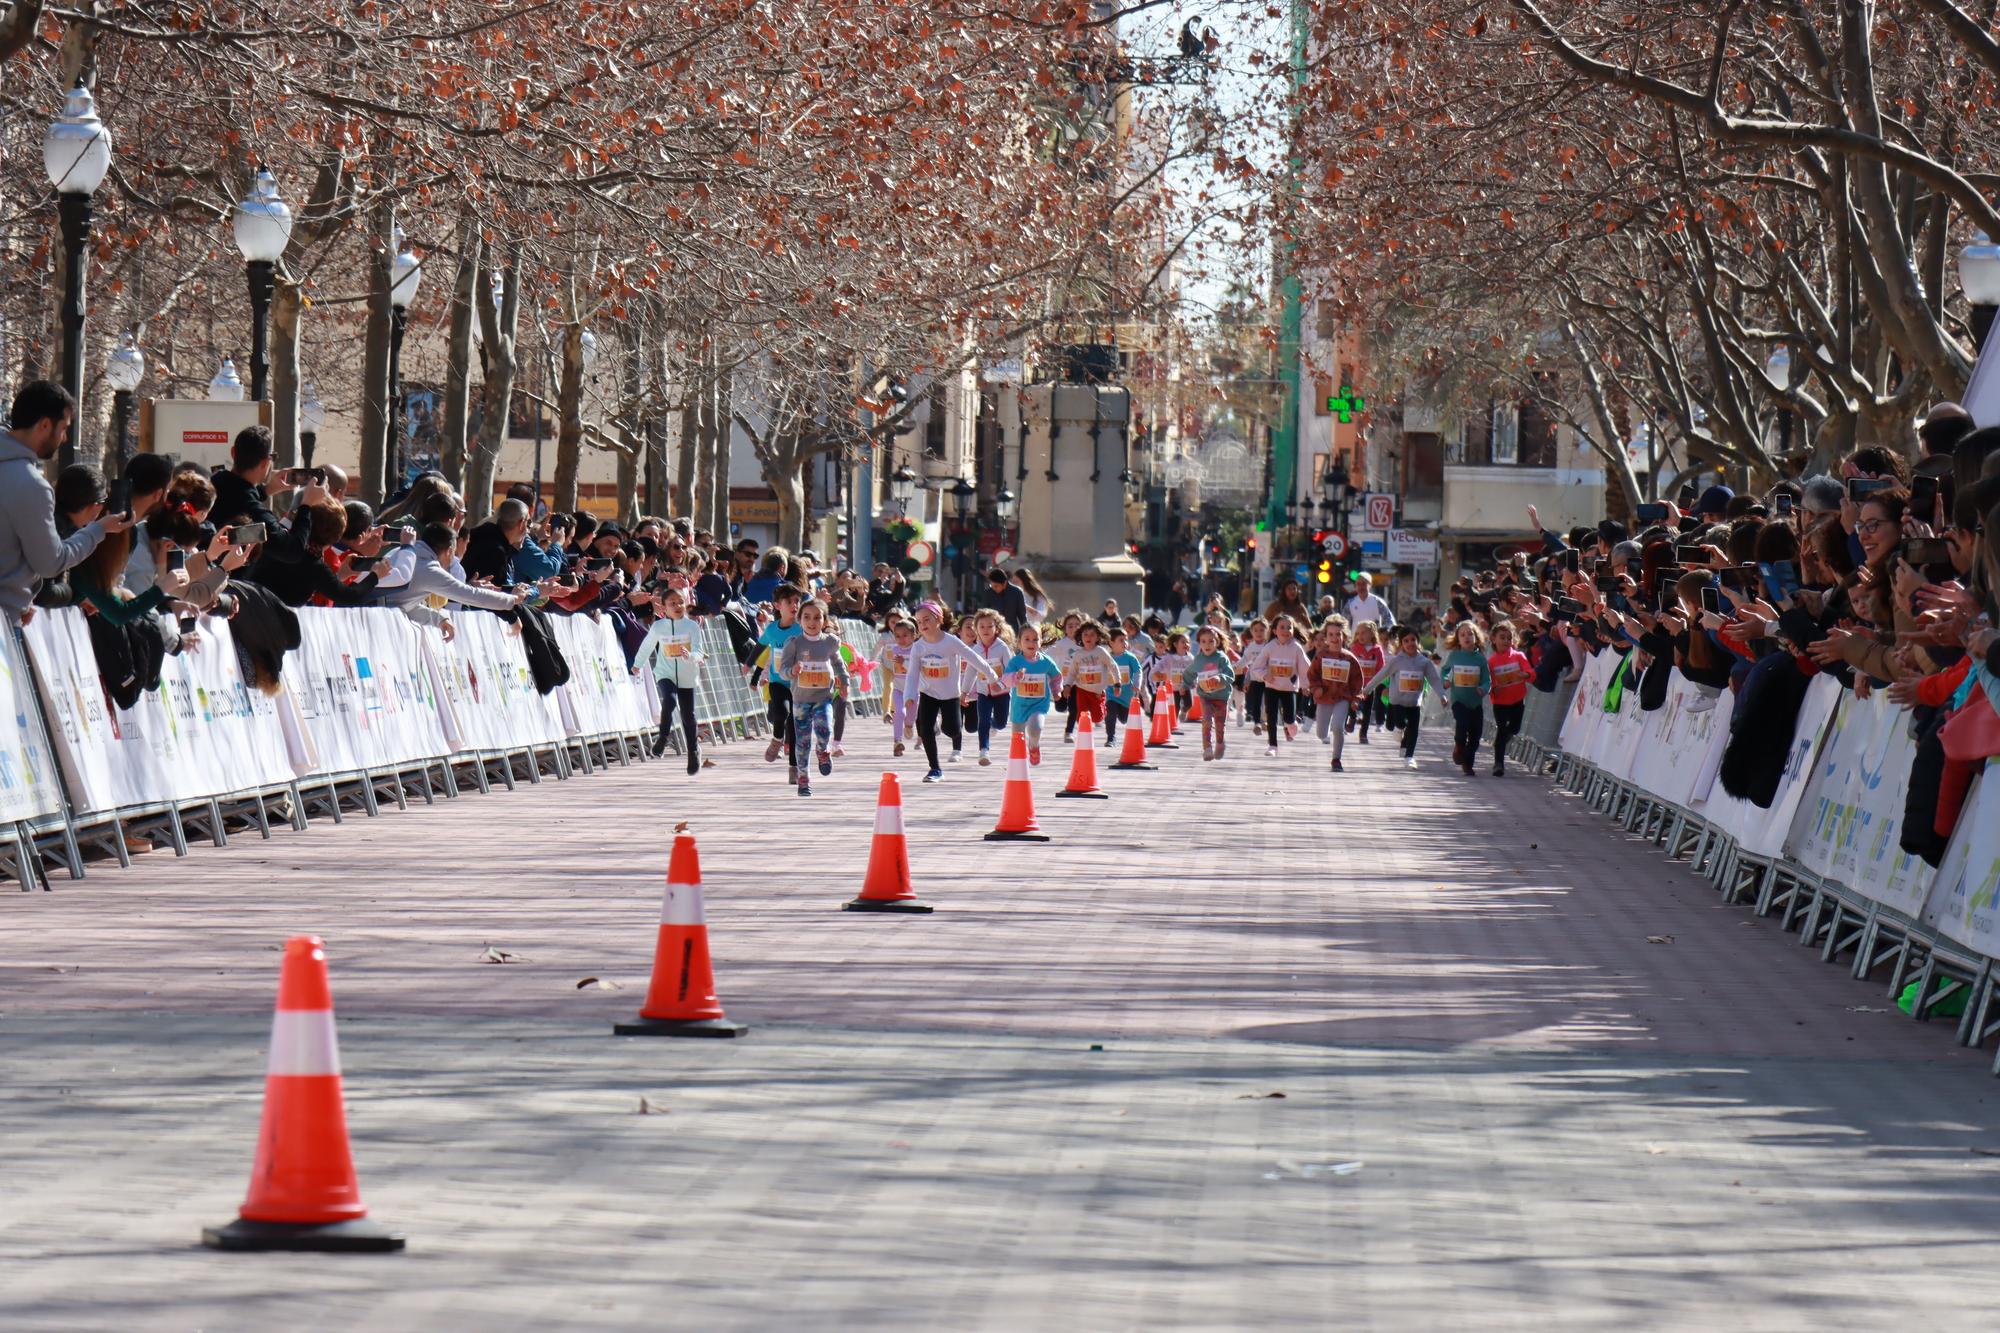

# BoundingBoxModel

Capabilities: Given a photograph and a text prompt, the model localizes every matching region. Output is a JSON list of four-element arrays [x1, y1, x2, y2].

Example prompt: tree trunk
[[468, 255, 519, 526], [441, 224, 481, 496], [709, 359, 733, 535], [270, 281, 303, 468], [552, 322, 584, 515], [676, 387, 699, 523], [359, 201, 395, 504], [690, 352, 715, 531], [769, 452, 807, 552], [616, 445, 640, 525]]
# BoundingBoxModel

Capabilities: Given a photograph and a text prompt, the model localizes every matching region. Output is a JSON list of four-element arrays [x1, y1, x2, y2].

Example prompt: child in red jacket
[[1486, 620, 1532, 776]]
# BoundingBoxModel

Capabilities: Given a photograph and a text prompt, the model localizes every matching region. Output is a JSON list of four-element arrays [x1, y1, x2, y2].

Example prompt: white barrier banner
[[1715, 673, 1842, 858], [1785, 690, 1934, 916], [428, 611, 564, 752], [1557, 651, 1616, 754], [549, 613, 654, 740], [1587, 655, 1648, 780], [0, 627, 64, 823], [284, 608, 451, 774], [23, 607, 293, 815], [1928, 768, 2000, 955]]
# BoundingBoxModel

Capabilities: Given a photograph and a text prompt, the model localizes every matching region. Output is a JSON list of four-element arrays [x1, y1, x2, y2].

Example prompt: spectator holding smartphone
[[1, 380, 131, 624]]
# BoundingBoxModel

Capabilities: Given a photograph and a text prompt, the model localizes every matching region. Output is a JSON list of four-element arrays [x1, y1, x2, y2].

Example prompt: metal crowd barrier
[[1507, 689, 2000, 1079]]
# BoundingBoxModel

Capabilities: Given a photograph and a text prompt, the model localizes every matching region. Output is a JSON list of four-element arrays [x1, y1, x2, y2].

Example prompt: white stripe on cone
[[874, 806, 905, 835], [660, 880, 707, 926], [266, 1009, 341, 1077], [1008, 755, 1029, 779], [1078, 726, 1095, 750]]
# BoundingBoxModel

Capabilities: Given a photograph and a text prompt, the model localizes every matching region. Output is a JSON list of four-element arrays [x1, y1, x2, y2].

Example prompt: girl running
[[1239, 618, 1271, 730], [1362, 626, 1444, 769], [776, 600, 850, 795], [1155, 630, 1193, 720], [1486, 620, 1532, 776], [876, 615, 918, 757], [907, 601, 1000, 782], [1308, 616, 1365, 772], [1441, 620, 1493, 776], [633, 585, 705, 775], [1349, 620, 1387, 745], [1182, 624, 1237, 760], [1256, 615, 1311, 755], [1003, 625, 1063, 765], [970, 610, 1013, 765], [1060, 619, 1118, 741]]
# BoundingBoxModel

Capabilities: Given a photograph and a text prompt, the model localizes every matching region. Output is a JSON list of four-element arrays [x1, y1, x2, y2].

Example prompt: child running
[[1182, 624, 1237, 761], [1239, 617, 1271, 730], [1061, 619, 1118, 742], [1155, 631, 1193, 720], [876, 615, 918, 757], [776, 600, 850, 795], [1105, 626, 1142, 748], [632, 585, 705, 775], [1308, 616, 1365, 772], [755, 583, 806, 781], [1486, 620, 1532, 777], [1256, 615, 1311, 755], [969, 610, 1013, 765], [1440, 619, 1493, 777], [1362, 626, 1444, 769], [907, 601, 1000, 782], [1003, 624, 1063, 765], [1349, 620, 1387, 746]]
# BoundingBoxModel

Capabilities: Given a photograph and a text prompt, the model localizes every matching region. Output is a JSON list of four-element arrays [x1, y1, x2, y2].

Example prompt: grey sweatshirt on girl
[[1362, 651, 1444, 707]]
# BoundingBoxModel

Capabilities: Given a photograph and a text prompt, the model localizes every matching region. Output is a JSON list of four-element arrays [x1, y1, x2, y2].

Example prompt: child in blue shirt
[[1107, 627, 1144, 747], [753, 584, 805, 777], [1003, 631, 1064, 766]]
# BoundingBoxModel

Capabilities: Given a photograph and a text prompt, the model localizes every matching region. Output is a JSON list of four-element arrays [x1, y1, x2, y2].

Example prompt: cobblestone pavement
[[4, 715, 1999, 1329]]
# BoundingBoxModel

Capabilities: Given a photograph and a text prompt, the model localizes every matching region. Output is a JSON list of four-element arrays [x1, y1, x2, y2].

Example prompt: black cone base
[[613, 1015, 748, 1038], [843, 898, 936, 913], [984, 829, 1052, 842], [1111, 762, 1157, 771], [203, 1216, 406, 1253], [1054, 790, 1109, 799], [1146, 741, 1180, 749]]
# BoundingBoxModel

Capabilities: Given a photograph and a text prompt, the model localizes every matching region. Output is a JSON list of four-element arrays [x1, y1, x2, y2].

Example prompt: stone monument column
[[1013, 383, 1145, 616]]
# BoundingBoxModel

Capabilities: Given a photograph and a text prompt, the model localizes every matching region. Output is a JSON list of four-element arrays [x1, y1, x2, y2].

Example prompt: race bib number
[[1397, 671, 1423, 693], [1116, 664, 1131, 685], [1493, 663, 1524, 686], [662, 637, 689, 659], [1268, 661, 1294, 682], [1452, 665, 1481, 688], [921, 661, 951, 681], [795, 663, 833, 689], [892, 656, 908, 677], [1078, 667, 1104, 688], [1017, 676, 1047, 699], [1321, 658, 1349, 682], [1197, 668, 1223, 689]]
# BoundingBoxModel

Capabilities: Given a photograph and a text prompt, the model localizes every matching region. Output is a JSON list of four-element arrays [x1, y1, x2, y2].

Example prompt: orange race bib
[[795, 663, 833, 689], [1268, 661, 1294, 682], [1321, 658, 1349, 682], [1017, 676, 1047, 699], [891, 656, 908, 677], [1451, 665, 1480, 688], [1116, 664, 1131, 685], [662, 637, 689, 659], [1078, 667, 1104, 689], [921, 661, 951, 681], [1396, 671, 1422, 693], [1197, 669, 1224, 690], [1493, 663, 1524, 686]]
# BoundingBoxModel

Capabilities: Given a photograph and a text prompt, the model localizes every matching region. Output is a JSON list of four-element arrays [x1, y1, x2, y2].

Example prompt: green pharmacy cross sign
[[1325, 386, 1366, 423]]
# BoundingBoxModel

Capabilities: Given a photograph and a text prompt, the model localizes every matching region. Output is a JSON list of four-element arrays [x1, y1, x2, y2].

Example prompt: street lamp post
[[44, 81, 113, 471], [209, 357, 246, 402], [385, 228, 423, 491], [1322, 458, 1353, 578], [232, 168, 293, 402], [300, 381, 325, 471], [1959, 233, 2000, 355], [889, 459, 918, 515], [1762, 347, 1794, 460], [105, 330, 144, 478]]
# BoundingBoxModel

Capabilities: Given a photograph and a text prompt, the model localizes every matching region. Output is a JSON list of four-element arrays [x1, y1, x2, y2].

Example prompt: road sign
[[1385, 529, 1437, 566], [906, 540, 936, 567], [991, 548, 1012, 564], [1322, 532, 1349, 558], [1364, 493, 1395, 530]]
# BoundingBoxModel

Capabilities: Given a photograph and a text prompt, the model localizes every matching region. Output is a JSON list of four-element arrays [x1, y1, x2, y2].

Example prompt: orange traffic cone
[[203, 936, 405, 1252], [845, 773, 934, 912], [984, 730, 1052, 841], [1146, 685, 1179, 748], [1056, 715, 1109, 799], [1186, 693, 1204, 723], [1112, 695, 1156, 770], [615, 827, 748, 1037]]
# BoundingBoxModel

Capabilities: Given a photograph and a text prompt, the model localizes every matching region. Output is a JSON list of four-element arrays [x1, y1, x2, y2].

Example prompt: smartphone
[[177, 614, 197, 635], [1720, 565, 1759, 590], [1676, 545, 1707, 564], [106, 478, 132, 518], [1678, 482, 1698, 507], [1556, 597, 1586, 617], [1906, 536, 1953, 567], [283, 467, 325, 487], [1774, 492, 1795, 516], [1635, 502, 1669, 523], [383, 525, 415, 545], [229, 523, 267, 546], [1910, 475, 1939, 518], [1847, 477, 1892, 501], [1563, 549, 1580, 573], [1700, 585, 1722, 615], [165, 549, 186, 573], [586, 556, 613, 571], [1594, 575, 1619, 594]]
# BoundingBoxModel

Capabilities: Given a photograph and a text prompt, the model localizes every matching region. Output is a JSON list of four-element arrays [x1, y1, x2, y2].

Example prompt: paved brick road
[[4, 716, 1998, 1328]]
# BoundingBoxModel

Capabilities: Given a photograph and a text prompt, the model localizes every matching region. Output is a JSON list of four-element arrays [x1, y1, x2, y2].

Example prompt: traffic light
[[1315, 558, 1333, 585], [1245, 534, 1257, 552], [1310, 529, 1327, 546]]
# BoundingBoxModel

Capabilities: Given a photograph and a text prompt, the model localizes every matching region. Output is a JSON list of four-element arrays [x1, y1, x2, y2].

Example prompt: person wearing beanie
[[1694, 484, 1734, 517]]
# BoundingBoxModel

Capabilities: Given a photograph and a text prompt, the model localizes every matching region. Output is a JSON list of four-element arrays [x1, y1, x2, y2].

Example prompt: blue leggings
[[974, 694, 1007, 750], [797, 700, 833, 755]]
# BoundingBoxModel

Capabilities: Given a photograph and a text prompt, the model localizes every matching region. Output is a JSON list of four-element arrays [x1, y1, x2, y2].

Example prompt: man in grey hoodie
[[0, 380, 132, 625]]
